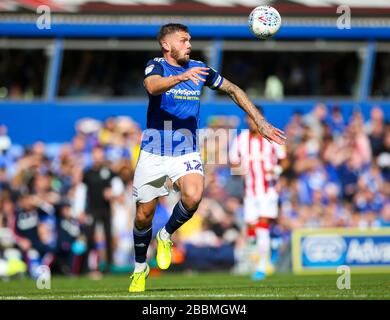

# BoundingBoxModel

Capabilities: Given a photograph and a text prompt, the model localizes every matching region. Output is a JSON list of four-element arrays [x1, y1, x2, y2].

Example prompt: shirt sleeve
[[204, 65, 224, 90], [144, 60, 163, 79]]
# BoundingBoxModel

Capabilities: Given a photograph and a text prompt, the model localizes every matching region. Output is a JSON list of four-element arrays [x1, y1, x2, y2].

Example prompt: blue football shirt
[[141, 57, 224, 156]]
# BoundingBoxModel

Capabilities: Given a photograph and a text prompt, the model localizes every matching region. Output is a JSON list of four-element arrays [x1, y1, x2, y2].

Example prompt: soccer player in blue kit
[[129, 23, 286, 292]]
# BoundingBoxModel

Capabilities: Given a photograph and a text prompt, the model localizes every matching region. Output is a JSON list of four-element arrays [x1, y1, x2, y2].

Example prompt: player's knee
[[135, 217, 152, 230], [181, 188, 203, 212], [135, 208, 154, 229]]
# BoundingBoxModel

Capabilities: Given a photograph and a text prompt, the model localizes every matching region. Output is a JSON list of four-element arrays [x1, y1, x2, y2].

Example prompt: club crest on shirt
[[145, 64, 155, 75]]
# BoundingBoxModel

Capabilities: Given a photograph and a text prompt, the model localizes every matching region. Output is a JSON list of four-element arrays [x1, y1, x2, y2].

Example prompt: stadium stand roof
[[1, 0, 390, 16], [1, 1, 389, 38], [1, 1, 390, 28]]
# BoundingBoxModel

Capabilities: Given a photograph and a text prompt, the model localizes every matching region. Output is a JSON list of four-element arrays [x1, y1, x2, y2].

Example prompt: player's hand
[[257, 118, 287, 145], [177, 67, 209, 85]]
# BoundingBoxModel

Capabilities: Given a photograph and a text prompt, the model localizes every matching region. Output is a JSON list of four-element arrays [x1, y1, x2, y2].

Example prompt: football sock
[[133, 225, 152, 264], [164, 200, 196, 235], [134, 262, 147, 273], [159, 227, 171, 241], [255, 225, 271, 273]]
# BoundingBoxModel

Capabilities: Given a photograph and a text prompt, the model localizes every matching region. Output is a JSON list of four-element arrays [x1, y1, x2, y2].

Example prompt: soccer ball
[[248, 6, 282, 39]]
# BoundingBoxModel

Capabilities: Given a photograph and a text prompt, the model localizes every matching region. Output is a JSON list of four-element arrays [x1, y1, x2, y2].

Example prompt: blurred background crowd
[[0, 103, 389, 278]]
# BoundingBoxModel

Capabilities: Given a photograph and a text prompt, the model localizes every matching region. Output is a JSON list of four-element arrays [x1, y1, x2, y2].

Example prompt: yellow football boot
[[156, 229, 173, 270], [129, 264, 150, 293]]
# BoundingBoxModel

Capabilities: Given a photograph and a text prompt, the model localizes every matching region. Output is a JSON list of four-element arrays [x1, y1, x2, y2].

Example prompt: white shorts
[[133, 150, 204, 203], [243, 190, 279, 224]]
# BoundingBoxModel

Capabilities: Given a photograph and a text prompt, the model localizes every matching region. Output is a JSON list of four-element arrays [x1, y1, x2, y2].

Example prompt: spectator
[[82, 146, 117, 274], [53, 200, 87, 275], [13, 194, 55, 278], [328, 106, 345, 138], [376, 125, 390, 181], [366, 106, 385, 157], [302, 102, 328, 139]]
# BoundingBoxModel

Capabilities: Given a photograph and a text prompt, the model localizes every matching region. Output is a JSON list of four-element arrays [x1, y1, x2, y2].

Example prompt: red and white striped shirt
[[229, 130, 286, 197]]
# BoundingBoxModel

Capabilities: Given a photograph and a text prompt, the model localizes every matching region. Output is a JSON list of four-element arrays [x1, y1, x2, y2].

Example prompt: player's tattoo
[[219, 79, 268, 129], [218, 78, 286, 144], [257, 118, 273, 138], [218, 79, 240, 104]]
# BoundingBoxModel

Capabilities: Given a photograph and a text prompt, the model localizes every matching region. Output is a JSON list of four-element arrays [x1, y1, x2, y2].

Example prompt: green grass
[[0, 272, 389, 300]]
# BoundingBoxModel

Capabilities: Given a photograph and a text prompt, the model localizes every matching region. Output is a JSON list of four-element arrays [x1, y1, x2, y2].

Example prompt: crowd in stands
[[0, 104, 389, 278]]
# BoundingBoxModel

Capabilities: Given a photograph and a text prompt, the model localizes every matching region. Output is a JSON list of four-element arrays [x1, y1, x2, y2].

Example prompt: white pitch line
[[1, 293, 381, 299], [0, 296, 29, 300]]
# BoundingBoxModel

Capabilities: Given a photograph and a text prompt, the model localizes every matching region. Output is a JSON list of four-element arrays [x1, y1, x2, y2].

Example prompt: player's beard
[[171, 46, 190, 66]]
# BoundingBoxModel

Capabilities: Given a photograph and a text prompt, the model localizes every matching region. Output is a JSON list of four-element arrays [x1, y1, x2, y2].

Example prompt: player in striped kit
[[230, 110, 287, 280]]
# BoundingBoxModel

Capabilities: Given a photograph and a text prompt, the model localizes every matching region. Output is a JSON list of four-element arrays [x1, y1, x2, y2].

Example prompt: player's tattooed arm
[[218, 78, 287, 145], [144, 67, 209, 95]]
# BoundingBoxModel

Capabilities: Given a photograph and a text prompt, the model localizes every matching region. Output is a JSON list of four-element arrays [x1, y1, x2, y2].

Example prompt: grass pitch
[[0, 272, 389, 300]]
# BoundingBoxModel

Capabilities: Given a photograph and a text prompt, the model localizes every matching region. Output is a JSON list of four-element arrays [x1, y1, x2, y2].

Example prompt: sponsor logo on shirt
[[166, 88, 201, 100]]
